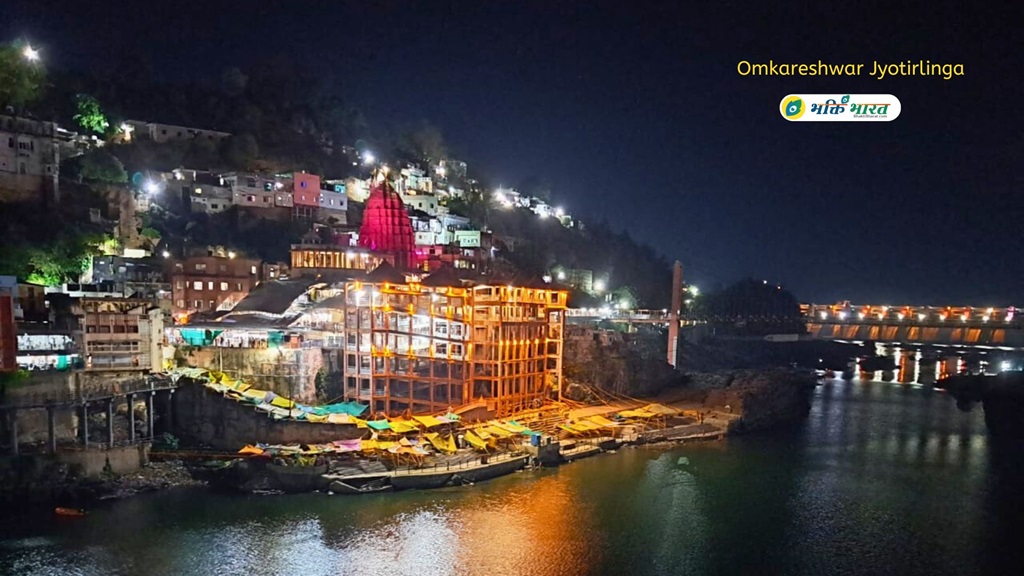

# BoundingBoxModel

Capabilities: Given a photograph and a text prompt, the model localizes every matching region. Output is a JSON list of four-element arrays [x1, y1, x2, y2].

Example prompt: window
[[161, 129, 167, 135], [220, 282, 228, 291], [174, 263, 183, 271], [263, 197, 270, 203], [6, 137, 12, 148], [193, 281, 203, 290], [207, 281, 214, 290], [236, 283, 243, 291], [195, 263, 207, 271], [195, 300, 203, 309], [209, 300, 215, 309], [250, 266, 257, 275], [246, 195, 255, 202], [176, 299, 184, 308], [211, 204, 218, 210], [175, 281, 183, 289]]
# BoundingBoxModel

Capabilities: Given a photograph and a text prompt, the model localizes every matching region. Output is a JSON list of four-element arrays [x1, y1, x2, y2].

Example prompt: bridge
[[567, 302, 1024, 347], [803, 303, 1024, 347]]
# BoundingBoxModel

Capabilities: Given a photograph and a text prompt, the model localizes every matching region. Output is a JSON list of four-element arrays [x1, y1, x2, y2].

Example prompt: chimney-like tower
[[667, 261, 683, 368]]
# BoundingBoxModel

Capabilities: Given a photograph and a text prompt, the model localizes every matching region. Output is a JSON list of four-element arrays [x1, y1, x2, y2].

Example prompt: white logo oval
[[780, 94, 901, 122]]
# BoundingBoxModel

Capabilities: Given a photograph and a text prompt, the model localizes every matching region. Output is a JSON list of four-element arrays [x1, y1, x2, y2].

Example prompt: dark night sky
[[4, 1, 1022, 305]]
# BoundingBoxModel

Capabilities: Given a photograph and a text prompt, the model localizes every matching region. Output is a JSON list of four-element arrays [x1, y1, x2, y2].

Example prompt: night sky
[[4, 1, 1022, 305]]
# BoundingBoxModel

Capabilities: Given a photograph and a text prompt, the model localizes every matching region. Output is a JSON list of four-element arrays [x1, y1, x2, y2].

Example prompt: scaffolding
[[339, 279, 567, 418]]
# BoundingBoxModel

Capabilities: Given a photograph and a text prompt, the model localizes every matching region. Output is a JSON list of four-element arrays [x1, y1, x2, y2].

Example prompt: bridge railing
[[803, 303, 1022, 328]]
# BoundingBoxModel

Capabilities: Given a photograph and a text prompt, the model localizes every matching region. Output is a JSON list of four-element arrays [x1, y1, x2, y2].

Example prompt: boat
[[267, 462, 329, 493], [327, 474, 393, 495], [55, 507, 85, 517]]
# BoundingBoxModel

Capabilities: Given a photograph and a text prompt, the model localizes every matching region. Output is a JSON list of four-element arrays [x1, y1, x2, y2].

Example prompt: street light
[[362, 152, 376, 165], [22, 44, 40, 62], [143, 180, 159, 194], [594, 280, 605, 293]]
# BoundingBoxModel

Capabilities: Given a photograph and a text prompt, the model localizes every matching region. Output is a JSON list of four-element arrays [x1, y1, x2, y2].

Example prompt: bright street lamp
[[143, 180, 159, 194], [362, 152, 376, 165], [22, 45, 40, 62]]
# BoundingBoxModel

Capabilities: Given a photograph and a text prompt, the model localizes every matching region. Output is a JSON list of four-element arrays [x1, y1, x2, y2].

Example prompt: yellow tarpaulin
[[424, 432, 457, 454], [619, 409, 655, 419], [388, 419, 420, 434], [474, 428, 492, 440], [588, 415, 618, 427], [270, 395, 295, 409], [305, 413, 329, 423], [465, 430, 489, 451], [572, 420, 600, 431], [485, 425, 514, 438], [497, 421, 529, 434], [643, 403, 680, 416], [413, 415, 448, 428], [238, 445, 264, 455], [559, 424, 582, 435], [242, 389, 268, 401]]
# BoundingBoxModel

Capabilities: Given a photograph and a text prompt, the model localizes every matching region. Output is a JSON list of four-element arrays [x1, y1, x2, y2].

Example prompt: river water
[[3, 379, 1023, 576]]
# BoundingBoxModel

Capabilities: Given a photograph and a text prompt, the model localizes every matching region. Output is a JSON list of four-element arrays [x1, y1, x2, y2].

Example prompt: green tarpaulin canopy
[[366, 420, 392, 431], [310, 402, 368, 417]]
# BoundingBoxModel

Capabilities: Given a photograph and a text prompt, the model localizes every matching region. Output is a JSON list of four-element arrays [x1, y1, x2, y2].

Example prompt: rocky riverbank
[[0, 457, 201, 511], [935, 372, 1024, 441]]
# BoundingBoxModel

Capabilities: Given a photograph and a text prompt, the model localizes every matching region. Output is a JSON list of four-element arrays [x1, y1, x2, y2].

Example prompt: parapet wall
[[181, 347, 329, 404], [172, 384, 364, 450]]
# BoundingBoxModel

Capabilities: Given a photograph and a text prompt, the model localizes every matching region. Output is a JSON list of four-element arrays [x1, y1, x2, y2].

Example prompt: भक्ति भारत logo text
[[779, 94, 901, 122]]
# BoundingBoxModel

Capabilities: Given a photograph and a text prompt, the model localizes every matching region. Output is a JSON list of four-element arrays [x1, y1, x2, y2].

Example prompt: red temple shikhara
[[358, 175, 416, 270]]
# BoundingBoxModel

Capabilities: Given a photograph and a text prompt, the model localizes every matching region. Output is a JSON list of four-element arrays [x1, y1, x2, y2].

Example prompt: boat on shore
[[327, 474, 393, 495]]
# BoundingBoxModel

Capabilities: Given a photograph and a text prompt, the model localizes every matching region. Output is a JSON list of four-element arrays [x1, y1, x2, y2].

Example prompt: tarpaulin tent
[[464, 430, 489, 451], [310, 402, 368, 417], [366, 420, 392, 431]]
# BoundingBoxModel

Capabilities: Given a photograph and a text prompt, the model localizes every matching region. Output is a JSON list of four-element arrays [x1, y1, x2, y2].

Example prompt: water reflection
[[846, 343, 1024, 385], [2, 380, 1023, 575]]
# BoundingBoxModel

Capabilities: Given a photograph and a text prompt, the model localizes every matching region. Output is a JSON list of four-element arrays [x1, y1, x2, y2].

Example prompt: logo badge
[[781, 96, 805, 120], [780, 94, 901, 122]]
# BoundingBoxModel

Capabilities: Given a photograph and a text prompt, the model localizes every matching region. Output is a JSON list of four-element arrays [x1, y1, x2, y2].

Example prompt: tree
[[73, 94, 110, 135], [0, 43, 46, 110], [63, 149, 128, 184]]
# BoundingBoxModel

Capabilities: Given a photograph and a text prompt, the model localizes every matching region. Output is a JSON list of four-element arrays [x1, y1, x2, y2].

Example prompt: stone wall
[[181, 347, 331, 404], [172, 383, 365, 450], [56, 444, 150, 477]]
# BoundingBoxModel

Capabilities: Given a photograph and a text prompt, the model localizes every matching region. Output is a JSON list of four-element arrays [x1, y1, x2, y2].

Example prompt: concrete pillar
[[147, 392, 155, 439], [9, 412, 18, 456], [127, 393, 136, 444], [165, 390, 174, 435], [667, 261, 683, 368], [107, 398, 115, 449], [47, 405, 57, 454], [82, 403, 89, 448]]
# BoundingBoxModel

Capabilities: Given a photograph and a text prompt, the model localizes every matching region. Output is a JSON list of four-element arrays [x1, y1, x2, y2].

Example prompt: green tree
[[73, 94, 110, 135], [63, 149, 128, 184], [0, 43, 46, 110]]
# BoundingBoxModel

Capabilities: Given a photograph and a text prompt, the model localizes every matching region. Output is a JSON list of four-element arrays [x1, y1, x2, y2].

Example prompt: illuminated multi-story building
[[339, 271, 567, 417]]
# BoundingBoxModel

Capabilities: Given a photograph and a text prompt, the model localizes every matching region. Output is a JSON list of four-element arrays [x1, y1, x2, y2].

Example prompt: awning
[[413, 415, 448, 428], [424, 432, 457, 454], [388, 419, 420, 434], [643, 403, 680, 416], [587, 415, 618, 428], [464, 430, 489, 451], [366, 420, 392, 431]]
